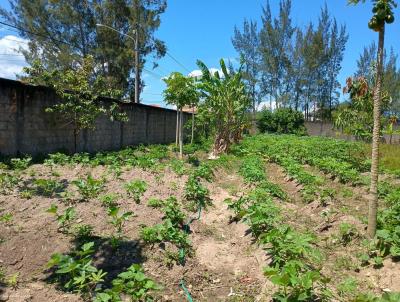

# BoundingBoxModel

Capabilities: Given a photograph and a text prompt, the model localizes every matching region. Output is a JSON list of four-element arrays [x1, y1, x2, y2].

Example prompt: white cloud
[[257, 100, 276, 111], [188, 68, 225, 79], [0, 35, 28, 79]]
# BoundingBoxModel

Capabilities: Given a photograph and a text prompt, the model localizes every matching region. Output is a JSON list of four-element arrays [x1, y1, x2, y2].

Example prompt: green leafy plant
[[338, 223, 359, 246], [107, 206, 133, 247], [0, 212, 13, 225], [124, 180, 147, 204], [47, 242, 106, 295], [5, 272, 19, 289], [0, 172, 20, 194], [258, 107, 307, 135], [94, 264, 160, 302], [34, 178, 64, 197], [147, 197, 164, 208], [265, 260, 328, 302], [184, 175, 211, 211], [46, 204, 76, 233], [72, 175, 105, 201], [10, 157, 32, 170], [99, 193, 119, 208]]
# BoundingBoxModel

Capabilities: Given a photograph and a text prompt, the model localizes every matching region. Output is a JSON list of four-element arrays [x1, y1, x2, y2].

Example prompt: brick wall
[[0, 78, 189, 156]]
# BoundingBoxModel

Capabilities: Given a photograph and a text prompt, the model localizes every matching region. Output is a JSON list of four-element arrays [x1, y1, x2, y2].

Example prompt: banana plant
[[196, 59, 251, 157]]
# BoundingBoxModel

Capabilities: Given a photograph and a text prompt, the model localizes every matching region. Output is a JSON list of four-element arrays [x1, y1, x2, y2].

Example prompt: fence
[[305, 121, 400, 144]]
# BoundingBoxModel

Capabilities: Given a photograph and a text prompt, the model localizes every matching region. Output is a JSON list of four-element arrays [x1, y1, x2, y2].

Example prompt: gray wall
[[305, 121, 400, 144], [0, 78, 189, 156]]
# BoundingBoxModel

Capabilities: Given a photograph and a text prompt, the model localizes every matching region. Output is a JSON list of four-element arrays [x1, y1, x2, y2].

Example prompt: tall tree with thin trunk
[[348, 0, 396, 238], [163, 72, 198, 158]]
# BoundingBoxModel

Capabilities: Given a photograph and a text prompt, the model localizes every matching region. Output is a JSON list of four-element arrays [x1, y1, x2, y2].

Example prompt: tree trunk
[[368, 25, 385, 239], [191, 107, 195, 144], [179, 108, 183, 159], [175, 109, 179, 146]]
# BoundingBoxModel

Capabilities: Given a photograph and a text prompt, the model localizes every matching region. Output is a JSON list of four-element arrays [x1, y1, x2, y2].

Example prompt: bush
[[257, 108, 306, 135]]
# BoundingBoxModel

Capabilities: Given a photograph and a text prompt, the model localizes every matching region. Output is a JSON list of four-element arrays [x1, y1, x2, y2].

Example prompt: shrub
[[257, 108, 307, 135]]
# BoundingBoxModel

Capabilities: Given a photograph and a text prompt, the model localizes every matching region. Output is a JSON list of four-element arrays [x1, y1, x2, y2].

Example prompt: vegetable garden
[[0, 134, 399, 301]]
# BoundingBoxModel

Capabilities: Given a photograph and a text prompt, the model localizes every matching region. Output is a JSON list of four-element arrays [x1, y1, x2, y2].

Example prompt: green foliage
[[107, 206, 133, 247], [169, 159, 187, 176], [147, 197, 164, 208], [10, 157, 32, 170], [265, 260, 328, 302], [192, 163, 213, 182], [334, 77, 391, 141], [261, 226, 317, 267], [44, 153, 71, 166], [140, 220, 190, 251], [0, 172, 20, 194], [94, 264, 160, 302], [184, 175, 211, 210], [239, 156, 266, 183], [163, 72, 199, 109], [46, 204, 76, 233], [0, 212, 13, 224], [245, 199, 281, 238], [162, 196, 185, 227], [257, 108, 307, 135], [99, 193, 119, 208], [338, 223, 359, 246], [337, 277, 358, 298], [23, 56, 127, 151], [196, 59, 251, 155], [72, 175, 105, 201], [47, 242, 106, 294], [34, 178, 64, 197], [124, 180, 147, 204]]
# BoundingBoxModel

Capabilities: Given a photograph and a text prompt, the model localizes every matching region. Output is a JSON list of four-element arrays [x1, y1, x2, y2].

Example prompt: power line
[[0, 20, 78, 49]]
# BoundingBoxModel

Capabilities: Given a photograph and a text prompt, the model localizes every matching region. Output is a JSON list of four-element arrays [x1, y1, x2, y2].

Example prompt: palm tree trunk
[[368, 24, 385, 239]]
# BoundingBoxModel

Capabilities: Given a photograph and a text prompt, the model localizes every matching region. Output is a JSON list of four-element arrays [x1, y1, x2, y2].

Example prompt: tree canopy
[[0, 0, 167, 100]]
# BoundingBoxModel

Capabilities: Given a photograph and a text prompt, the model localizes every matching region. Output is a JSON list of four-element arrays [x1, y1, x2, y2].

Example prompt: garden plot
[[0, 134, 400, 301]]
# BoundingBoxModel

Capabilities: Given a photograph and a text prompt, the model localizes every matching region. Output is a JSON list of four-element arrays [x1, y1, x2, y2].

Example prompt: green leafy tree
[[196, 59, 251, 156], [232, 19, 261, 117], [348, 0, 397, 238], [1, 0, 167, 99], [163, 72, 199, 158], [23, 56, 128, 152], [334, 77, 390, 141], [258, 108, 306, 135]]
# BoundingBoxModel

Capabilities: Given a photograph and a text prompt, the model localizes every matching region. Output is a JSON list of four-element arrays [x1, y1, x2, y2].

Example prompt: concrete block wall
[[0, 78, 189, 156]]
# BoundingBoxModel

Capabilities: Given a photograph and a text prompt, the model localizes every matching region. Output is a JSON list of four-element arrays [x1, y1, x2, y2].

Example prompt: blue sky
[[0, 0, 399, 107]]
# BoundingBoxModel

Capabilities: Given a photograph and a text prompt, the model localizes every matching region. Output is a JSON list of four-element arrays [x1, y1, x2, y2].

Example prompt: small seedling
[[47, 242, 107, 294], [0, 212, 13, 225], [34, 178, 64, 197], [147, 197, 164, 208], [338, 223, 358, 246], [6, 272, 19, 289], [94, 264, 160, 301], [46, 204, 76, 233], [124, 180, 147, 204], [72, 175, 105, 201], [107, 206, 133, 247], [20, 189, 33, 199], [99, 193, 119, 208], [10, 157, 31, 170]]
